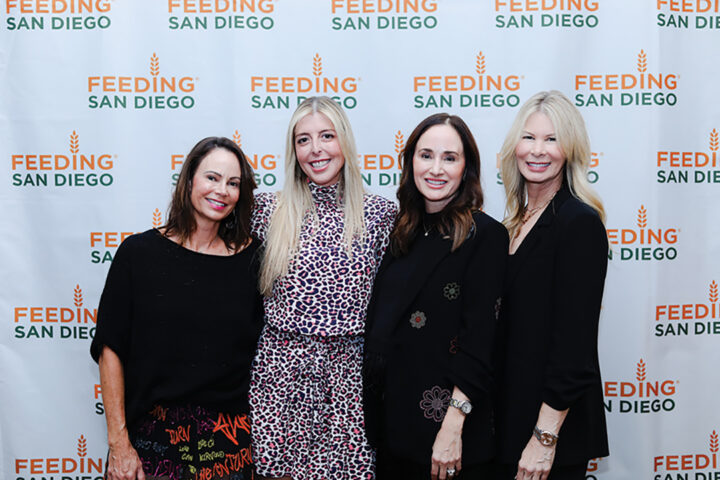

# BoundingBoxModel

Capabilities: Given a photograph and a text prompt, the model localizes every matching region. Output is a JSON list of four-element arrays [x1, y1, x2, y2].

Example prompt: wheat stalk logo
[[150, 53, 160, 77], [710, 281, 718, 303], [711, 431, 719, 453], [637, 50, 647, 73], [475, 51, 486, 75], [637, 205, 647, 229], [152, 208, 163, 228], [233, 130, 242, 148], [70, 131, 79, 154], [636, 359, 646, 382], [77, 435, 87, 457], [710, 129, 718, 152], [74, 285, 83, 308], [394, 131, 405, 154], [313, 54, 322, 77]]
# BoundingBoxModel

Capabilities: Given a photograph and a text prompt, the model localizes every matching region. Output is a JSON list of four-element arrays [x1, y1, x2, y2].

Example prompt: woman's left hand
[[516, 436, 556, 480], [431, 407, 464, 480]]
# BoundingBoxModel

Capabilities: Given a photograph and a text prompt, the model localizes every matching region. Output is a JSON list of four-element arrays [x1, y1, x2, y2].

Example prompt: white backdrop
[[2, 1, 719, 479]]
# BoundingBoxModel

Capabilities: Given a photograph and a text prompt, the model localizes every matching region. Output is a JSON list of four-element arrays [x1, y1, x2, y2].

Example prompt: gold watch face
[[540, 432, 555, 446]]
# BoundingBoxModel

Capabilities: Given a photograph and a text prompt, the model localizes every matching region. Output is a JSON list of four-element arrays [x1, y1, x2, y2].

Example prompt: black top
[[364, 211, 508, 466], [90, 229, 264, 430], [495, 186, 610, 465]]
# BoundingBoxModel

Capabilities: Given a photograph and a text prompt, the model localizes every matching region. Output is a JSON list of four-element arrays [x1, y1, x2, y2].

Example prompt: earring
[[225, 209, 237, 229]]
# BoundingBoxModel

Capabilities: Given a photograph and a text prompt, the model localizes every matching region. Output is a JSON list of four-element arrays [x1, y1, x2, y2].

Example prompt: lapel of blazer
[[381, 232, 453, 334], [506, 186, 572, 288]]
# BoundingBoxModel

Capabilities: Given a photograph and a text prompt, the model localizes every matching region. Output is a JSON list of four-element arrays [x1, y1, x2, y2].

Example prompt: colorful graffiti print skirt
[[130, 404, 253, 480]]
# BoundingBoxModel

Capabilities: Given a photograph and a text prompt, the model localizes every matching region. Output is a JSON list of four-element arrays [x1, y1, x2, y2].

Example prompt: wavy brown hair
[[163, 136, 257, 251], [392, 113, 484, 255]]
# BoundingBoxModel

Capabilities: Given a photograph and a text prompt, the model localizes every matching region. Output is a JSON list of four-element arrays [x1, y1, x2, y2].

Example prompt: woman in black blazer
[[494, 91, 609, 480], [364, 113, 508, 479]]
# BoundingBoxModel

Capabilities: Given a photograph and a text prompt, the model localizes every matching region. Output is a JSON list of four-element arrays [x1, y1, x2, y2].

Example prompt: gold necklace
[[514, 191, 558, 239]]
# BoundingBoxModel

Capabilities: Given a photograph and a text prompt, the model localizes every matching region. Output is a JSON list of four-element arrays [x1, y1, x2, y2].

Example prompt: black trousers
[[377, 450, 494, 479], [493, 462, 588, 480]]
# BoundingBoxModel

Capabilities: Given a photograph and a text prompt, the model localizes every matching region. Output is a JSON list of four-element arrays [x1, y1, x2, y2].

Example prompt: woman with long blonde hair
[[249, 96, 397, 480], [494, 91, 609, 480]]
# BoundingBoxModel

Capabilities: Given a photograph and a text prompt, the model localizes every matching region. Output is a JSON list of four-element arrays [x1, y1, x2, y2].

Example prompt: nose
[[429, 157, 443, 175], [531, 139, 545, 156], [311, 137, 323, 155], [216, 181, 229, 196]]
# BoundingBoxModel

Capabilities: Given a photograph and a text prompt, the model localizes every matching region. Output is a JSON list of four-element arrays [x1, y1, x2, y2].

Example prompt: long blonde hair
[[500, 90, 605, 237], [259, 96, 366, 296]]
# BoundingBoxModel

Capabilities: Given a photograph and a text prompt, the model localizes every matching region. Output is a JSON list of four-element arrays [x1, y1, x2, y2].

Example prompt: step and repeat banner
[[1, 1, 719, 479]]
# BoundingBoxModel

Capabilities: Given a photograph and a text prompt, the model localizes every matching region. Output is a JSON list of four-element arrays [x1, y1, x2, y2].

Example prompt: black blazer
[[494, 186, 609, 466], [364, 211, 508, 466]]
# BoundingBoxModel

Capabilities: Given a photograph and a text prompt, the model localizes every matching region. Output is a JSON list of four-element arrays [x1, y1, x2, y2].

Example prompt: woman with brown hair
[[363, 113, 508, 479], [91, 136, 263, 480]]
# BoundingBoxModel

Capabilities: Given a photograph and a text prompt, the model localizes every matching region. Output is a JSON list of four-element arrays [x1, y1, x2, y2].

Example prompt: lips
[[425, 178, 447, 189], [309, 159, 331, 171], [527, 161, 551, 169], [206, 198, 228, 210]]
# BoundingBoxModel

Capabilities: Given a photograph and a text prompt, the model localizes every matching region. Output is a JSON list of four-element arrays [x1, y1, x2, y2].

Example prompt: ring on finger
[[447, 467, 456, 476]]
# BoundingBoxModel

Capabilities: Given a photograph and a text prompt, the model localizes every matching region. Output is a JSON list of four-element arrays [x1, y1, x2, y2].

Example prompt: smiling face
[[515, 111, 566, 192], [190, 148, 241, 227], [294, 112, 345, 187], [412, 124, 466, 213]]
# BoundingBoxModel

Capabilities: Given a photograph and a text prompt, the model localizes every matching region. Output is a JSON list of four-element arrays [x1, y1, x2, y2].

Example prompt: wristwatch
[[533, 426, 559, 446], [449, 398, 472, 415]]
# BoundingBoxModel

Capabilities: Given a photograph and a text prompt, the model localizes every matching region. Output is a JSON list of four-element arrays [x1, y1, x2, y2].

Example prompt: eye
[[322, 132, 335, 140], [521, 134, 534, 140], [547, 136, 557, 142], [295, 136, 309, 145], [206, 174, 218, 181], [443, 155, 457, 162], [419, 151, 432, 160], [229, 180, 240, 188]]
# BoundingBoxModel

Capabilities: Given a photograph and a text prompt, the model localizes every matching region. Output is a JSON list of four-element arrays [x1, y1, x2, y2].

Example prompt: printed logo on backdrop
[[657, 0, 720, 29], [358, 130, 403, 187], [654, 431, 720, 479], [11, 131, 115, 187], [494, 0, 599, 29], [606, 205, 679, 261], [88, 53, 197, 110], [15, 435, 103, 480], [13, 285, 96, 340], [167, 0, 276, 30], [657, 129, 720, 184], [585, 457, 605, 480], [93, 384, 104, 415], [603, 359, 678, 414], [5, 0, 113, 30], [575, 50, 678, 108], [494, 151, 601, 185], [413, 50, 523, 109], [170, 131, 279, 188], [330, 0, 438, 30], [250, 54, 359, 110], [655, 280, 720, 338], [89, 209, 161, 264]]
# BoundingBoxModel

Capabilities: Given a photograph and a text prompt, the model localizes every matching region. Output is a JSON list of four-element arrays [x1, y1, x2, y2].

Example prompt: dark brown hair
[[392, 113, 484, 255], [163, 136, 257, 251]]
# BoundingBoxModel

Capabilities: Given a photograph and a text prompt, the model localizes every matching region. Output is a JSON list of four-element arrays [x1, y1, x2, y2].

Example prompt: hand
[[106, 439, 145, 480], [515, 435, 556, 480], [430, 409, 463, 480]]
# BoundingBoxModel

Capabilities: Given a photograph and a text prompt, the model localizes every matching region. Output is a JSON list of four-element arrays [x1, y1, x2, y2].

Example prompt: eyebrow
[[417, 147, 462, 155], [295, 128, 336, 137], [203, 170, 241, 180]]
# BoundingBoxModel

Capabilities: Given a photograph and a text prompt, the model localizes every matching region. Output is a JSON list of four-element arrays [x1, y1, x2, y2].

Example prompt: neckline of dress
[[308, 180, 340, 204]]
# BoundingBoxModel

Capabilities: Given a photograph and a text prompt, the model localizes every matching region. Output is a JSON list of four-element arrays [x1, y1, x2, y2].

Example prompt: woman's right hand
[[106, 438, 145, 480]]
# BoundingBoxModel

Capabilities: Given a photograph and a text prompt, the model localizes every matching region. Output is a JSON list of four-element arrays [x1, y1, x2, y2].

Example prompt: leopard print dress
[[249, 182, 396, 480]]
